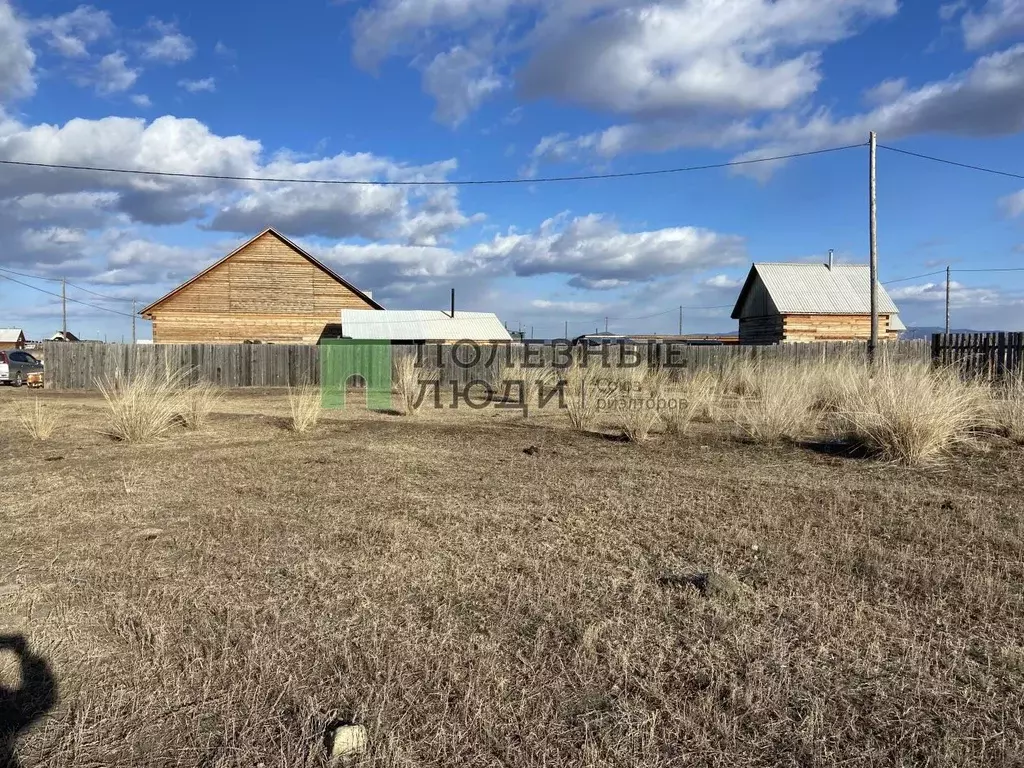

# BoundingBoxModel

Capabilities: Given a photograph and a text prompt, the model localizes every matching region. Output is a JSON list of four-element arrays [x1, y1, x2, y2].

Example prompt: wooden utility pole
[[564, 320, 568, 339], [604, 317, 609, 333], [868, 131, 878, 364], [61, 277, 67, 340], [945, 266, 951, 335], [678, 306, 683, 336], [132, 298, 137, 344]]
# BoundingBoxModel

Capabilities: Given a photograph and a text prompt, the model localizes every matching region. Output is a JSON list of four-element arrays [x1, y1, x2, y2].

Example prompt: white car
[[0, 350, 44, 386]]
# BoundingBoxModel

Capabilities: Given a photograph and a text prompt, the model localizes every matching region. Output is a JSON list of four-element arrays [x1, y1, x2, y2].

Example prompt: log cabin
[[140, 228, 383, 344], [731, 262, 905, 344]]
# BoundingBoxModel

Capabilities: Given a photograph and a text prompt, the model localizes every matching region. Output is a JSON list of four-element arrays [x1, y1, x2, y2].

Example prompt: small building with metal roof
[[731, 261, 905, 344], [0, 329, 26, 350], [338, 310, 512, 343]]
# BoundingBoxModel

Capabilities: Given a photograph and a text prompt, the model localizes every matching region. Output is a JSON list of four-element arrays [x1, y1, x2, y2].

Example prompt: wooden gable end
[[737, 273, 778, 319], [149, 231, 376, 316]]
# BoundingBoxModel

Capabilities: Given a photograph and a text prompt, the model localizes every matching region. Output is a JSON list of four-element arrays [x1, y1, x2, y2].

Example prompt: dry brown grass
[[502, 363, 557, 414], [992, 374, 1024, 444], [394, 354, 439, 416], [617, 368, 669, 443], [734, 364, 819, 444], [287, 383, 322, 432], [662, 371, 721, 435], [17, 397, 59, 441], [559, 358, 604, 432], [1, 388, 1022, 767], [97, 366, 183, 442], [835, 363, 988, 465], [175, 382, 222, 431]]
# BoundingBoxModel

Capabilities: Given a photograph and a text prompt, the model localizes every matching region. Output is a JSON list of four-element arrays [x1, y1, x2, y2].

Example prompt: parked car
[[0, 350, 44, 386]]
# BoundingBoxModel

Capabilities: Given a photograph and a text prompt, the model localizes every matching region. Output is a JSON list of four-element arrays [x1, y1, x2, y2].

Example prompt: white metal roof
[[0, 328, 24, 342], [339, 310, 513, 341], [889, 313, 907, 332], [733, 263, 901, 318]]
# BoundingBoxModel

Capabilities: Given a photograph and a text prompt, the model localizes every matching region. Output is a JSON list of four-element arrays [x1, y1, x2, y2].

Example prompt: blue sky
[[1, 0, 1023, 340]]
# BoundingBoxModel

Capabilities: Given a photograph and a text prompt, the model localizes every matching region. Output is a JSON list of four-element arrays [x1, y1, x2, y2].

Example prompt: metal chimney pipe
[[828, 248, 834, 270], [450, 288, 455, 318]]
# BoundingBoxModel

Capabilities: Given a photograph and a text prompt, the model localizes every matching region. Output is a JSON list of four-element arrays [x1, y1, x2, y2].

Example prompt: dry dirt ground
[[1, 387, 1023, 767]]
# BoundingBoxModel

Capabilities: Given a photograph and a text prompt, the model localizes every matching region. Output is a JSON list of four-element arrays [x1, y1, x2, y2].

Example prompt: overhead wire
[[0, 272, 137, 318], [878, 145, 1024, 181], [0, 144, 866, 187]]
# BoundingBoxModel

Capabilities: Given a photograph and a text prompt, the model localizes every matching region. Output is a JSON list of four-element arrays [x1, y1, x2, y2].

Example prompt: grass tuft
[[287, 384, 322, 433], [992, 374, 1024, 444], [176, 382, 222, 431], [662, 371, 722, 436], [18, 397, 59, 441], [502, 363, 556, 414], [618, 368, 669, 443], [835, 363, 986, 465], [98, 367, 183, 442], [394, 354, 440, 415], [560, 358, 603, 432], [734, 365, 819, 444]]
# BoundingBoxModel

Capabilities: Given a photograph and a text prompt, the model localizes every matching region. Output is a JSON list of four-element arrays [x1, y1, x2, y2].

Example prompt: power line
[[0, 144, 866, 187], [878, 145, 1024, 181], [0, 265, 135, 303], [883, 270, 946, 285], [954, 267, 1024, 273], [0, 272, 137, 318]]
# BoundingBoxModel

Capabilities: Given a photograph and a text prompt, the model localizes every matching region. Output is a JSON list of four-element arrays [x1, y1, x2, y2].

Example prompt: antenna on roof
[[827, 248, 834, 271]]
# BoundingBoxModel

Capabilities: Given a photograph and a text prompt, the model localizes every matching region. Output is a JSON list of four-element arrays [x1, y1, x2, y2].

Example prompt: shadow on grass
[[0, 634, 58, 768], [798, 439, 874, 460]]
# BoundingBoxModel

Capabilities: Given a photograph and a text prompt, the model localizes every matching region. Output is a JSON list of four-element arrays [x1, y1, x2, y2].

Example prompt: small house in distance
[[49, 330, 80, 342], [338, 310, 512, 344], [0, 329, 26, 350], [731, 262, 905, 344], [140, 228, 383, 344]]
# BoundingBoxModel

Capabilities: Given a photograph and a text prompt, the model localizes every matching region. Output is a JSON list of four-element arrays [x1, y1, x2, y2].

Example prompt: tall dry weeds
[[98, 366, 184, 442], [734, 364, 819, 444], [835, 362, 987, 465], [502, 363, 556, 413], [662, 371, 721, 436], [560, 358, 603, 432], [287, 384, 322, 433], [18, 397, 59, 441], [618, 368, 670, 442], [992, 374, 1024, 444], [394, 354, 440, 415], [176, 382, 222, 431]]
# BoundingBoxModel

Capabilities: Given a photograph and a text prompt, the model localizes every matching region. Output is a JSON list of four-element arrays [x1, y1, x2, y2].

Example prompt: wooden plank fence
[[931, 332, 1024, 378], [43, 339, 935, 391]]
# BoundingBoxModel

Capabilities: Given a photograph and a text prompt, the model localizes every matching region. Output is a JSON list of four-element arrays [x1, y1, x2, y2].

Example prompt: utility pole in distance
[[132, 298, 137, 344], [945, 266, 951, 335], [678, 306, 683, 336], [564, 320, 568, 339], [61, 277, 67, 341], [868, 131, 879, 365]]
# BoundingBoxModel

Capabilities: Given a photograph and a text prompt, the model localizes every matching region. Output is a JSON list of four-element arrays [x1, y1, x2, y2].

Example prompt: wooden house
[[140, 228, 383, 344], [0, 329, 26, 350], [731, 262, 905, 344]]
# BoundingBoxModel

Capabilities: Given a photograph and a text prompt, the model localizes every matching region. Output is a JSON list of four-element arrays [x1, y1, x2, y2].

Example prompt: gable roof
[[140, 227, 384, 316], [0, 328, 25, 343], [339, 310, 513, 342], [731, 263, 901, 319]]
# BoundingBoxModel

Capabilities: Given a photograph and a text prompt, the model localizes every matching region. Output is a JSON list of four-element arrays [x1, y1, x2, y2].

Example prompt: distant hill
[[902, 327, 991, 341]]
